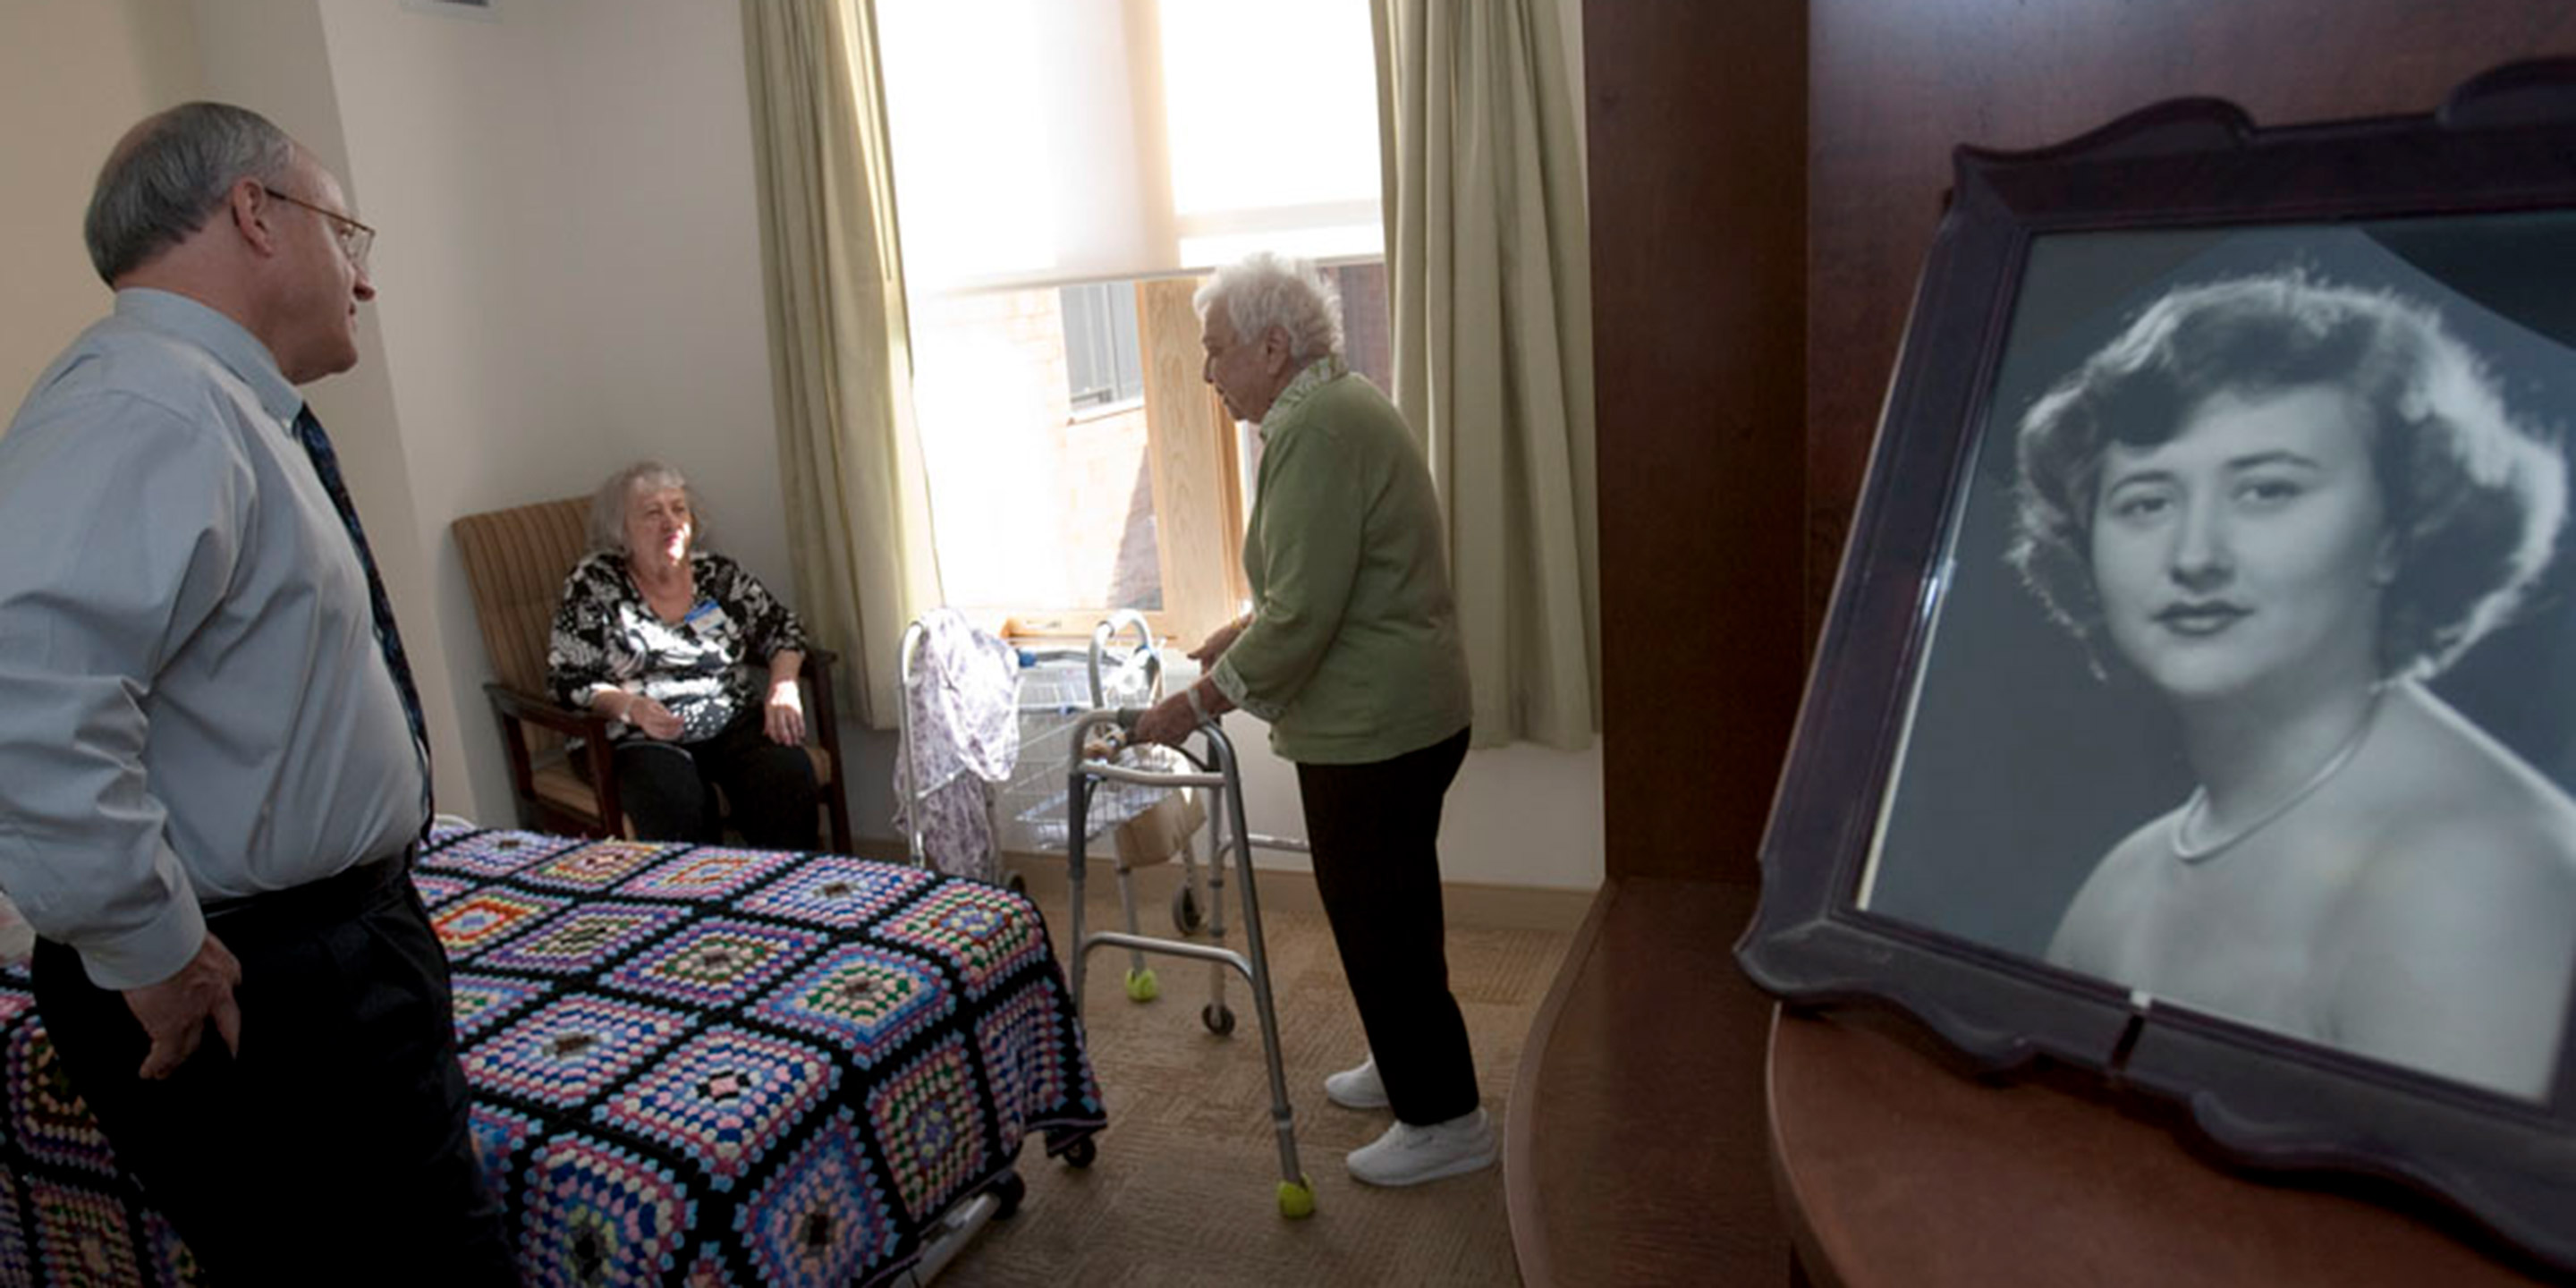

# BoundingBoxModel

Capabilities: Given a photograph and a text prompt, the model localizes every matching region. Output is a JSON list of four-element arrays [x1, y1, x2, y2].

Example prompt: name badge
[[682, 600, 729, 639]]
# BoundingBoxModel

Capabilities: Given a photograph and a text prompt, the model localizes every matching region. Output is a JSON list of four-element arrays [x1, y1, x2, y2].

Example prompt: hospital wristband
[[1185, 683, 1212, 725]]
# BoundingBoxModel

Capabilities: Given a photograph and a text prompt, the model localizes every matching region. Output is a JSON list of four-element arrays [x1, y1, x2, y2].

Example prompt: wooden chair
[[452, 496, 854, 852]]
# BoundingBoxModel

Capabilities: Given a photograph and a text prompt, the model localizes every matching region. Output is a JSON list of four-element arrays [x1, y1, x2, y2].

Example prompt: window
[[1061, 282, 1144, 412], [876, 0, 1384, 641]]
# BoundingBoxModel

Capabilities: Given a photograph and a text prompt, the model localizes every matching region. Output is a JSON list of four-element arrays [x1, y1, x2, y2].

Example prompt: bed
[[0, 826, 1106, 1286]]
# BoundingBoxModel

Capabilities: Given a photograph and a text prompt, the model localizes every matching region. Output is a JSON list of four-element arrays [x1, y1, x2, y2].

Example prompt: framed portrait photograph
[[1738, 60, 2576, 1273]]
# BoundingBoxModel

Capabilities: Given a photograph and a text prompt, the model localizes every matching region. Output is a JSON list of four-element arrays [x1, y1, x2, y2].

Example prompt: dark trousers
[[615, 706, 819, 851], [31, 862, 515, 1286], [1295, 726, 1480, 1126]]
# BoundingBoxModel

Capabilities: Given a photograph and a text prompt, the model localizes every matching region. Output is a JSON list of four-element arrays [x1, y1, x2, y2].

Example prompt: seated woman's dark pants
[[615, 706, 820, 850]]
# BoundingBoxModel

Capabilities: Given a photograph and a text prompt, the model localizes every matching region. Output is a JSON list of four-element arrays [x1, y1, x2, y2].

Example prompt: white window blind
[[875, 0, 1384, 293]]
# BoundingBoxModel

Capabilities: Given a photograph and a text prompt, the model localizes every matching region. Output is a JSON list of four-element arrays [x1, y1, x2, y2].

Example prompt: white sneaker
[[1345, 1107, 1495, 1187], [1325, 1055, 1389, 1110]]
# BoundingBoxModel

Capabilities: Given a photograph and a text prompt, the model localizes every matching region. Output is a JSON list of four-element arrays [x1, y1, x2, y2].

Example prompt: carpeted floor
[[938, 863, 1572, 1287]]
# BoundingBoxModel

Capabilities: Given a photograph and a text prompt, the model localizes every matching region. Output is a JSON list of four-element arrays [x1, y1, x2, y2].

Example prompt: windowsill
[[1065, 395, 1145, 426]]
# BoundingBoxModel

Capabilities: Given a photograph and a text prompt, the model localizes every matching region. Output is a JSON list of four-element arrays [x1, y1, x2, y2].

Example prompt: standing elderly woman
[[2019, 269, 2576, 1099], [547, 460, 820, 851], [1133, 253, 1486, 1185]]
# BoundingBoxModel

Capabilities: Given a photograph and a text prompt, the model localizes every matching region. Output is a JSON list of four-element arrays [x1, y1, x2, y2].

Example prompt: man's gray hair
[[85, 101, 299, 285], [1193, 251, 1344, 365], [587, 460, 713, 555]]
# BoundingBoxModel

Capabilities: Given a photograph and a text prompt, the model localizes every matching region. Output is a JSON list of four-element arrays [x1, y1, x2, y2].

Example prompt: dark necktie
[[291, 405, 434, 828]]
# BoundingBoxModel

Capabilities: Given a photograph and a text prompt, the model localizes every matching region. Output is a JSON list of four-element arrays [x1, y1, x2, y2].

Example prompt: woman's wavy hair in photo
[[2007, 267, 2568, 681]]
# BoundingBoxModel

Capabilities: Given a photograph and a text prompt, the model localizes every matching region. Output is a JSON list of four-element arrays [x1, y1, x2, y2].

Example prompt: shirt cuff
[[1208, 658, 1282, 722], [74, 883, 208, 992]]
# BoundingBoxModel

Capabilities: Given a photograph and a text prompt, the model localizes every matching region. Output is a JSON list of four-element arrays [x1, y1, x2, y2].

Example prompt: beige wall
[[0, 0, 202, 408], [3, 0, 1606, 894], [302, 0, 792, 827]]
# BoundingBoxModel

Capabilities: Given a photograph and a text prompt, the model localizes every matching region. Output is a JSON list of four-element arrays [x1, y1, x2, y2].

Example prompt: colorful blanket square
[[407, 872, 474, 908], [619, 847, 799, 902], [420, 829, 586, 877], [595, 1026, 840, 1191], [0, 1172, 27, 1286], [9, 1021, 115, 1175], [679, 1245, 743, 1287], [518, 839, 683, 892], [141, 1209, 201, 1288], [866, 1037, 991, 1219], [735, 857, 930, 930], [450, 973, 556, 1041], [517, 1134, 695, 1288], [467, 995, 692, 1110], [873, 882, 1048, 998], [434, 890, 572, 958], [0, 986, 34, 1028], [975, 976, 1093, 1142], [476, 902, 692, 974], [604, 920, 826, 1009], [735, 1110, 899, 1287], [751, 945, 952, 1066], [470, 1103, 547, 1218], [27, 1177, 139, 1288]]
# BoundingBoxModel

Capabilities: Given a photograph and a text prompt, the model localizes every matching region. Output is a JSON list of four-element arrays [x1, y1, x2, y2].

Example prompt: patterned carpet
[[940, 863, 1572, 1287]]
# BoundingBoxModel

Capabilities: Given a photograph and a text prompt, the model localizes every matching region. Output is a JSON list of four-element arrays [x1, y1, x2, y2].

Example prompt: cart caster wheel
[[1171, 885, 1203, 935], [1276, 1177, 1317, 1219], [988, 1171, 1027, 1220], [1201, 1002, 1235, 1036], [1124, 968, 1159, 1003], [1061, 1137, 1097, 1168]]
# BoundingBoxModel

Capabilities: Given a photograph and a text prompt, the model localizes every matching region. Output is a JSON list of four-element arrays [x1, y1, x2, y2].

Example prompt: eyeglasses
[[261, 186, 376, 270]]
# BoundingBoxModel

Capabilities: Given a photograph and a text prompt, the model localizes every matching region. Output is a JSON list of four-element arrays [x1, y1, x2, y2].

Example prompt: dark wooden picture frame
[[1738, 61, 2576, 1273]]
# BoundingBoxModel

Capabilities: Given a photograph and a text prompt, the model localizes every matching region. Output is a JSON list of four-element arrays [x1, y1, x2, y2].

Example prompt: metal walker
[[1062, 708, 1317, 1218]]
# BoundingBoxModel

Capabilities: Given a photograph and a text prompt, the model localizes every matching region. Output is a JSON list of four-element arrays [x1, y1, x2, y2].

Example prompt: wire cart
[[1062, 707, 1318, 1218], [898, 610, 1220, 987]]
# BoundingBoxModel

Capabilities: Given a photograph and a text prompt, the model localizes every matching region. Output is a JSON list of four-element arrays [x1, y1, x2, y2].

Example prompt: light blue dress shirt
[[0, 289, 426, 989]]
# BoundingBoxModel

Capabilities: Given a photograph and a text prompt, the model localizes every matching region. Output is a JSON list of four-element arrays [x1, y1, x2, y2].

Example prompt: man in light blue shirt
[[0, 102, 511, 1283]]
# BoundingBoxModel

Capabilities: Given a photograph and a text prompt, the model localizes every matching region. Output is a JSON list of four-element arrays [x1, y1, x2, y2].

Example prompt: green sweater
[[1209, 359, 1473, 764]]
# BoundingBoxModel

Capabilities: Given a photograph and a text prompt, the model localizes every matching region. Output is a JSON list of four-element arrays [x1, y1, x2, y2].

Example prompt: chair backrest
[[453, 497, 591, 745]]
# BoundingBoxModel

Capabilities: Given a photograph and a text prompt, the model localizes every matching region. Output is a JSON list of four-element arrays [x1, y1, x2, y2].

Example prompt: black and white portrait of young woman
[[1860, 221, 2576, 1102]]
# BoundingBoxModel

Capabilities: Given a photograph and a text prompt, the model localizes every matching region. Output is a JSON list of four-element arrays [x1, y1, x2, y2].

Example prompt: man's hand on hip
[[122, 932, 244, 1079]]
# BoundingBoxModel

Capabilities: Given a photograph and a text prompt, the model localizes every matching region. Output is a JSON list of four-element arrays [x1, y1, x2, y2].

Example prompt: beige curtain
[[1374, 0, 1600, 750], [740, 0, 942, 729]]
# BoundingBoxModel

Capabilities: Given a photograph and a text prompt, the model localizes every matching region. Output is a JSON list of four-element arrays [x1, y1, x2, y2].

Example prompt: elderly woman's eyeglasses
[[261, 186, 376, 269]]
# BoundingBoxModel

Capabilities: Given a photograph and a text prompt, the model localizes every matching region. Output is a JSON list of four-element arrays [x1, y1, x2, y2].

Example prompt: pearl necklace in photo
[[2169, 692, 2384, 864]]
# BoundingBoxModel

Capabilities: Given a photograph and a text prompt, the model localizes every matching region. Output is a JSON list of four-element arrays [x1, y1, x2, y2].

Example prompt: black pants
[[1296, 726, 1480, 1126], [615, 706, 819, 850], [31, 863, 515, 1286]]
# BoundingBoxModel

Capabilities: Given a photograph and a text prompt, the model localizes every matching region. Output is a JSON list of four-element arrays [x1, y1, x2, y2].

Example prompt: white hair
[[587, 460, 712, 555], [1192, 251, 1344, 365]]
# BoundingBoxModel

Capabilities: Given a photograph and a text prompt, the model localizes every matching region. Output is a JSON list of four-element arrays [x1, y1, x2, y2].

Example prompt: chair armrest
[[798, 649, 843, 748], [483, 682, 614, 740]]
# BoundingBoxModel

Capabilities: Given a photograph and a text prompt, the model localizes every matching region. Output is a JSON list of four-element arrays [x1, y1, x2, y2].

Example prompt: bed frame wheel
[[1200, 1002, 1235, 1036], [1170, 884, 1203, 935], [988, 1170, 1027, 1220], [1061, 1137, 1097, 1168]]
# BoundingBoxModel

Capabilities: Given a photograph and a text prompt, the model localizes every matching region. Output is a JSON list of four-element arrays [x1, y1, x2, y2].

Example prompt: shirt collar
[[1258, 354, 1348, 440], [114, 287, 303, 425]]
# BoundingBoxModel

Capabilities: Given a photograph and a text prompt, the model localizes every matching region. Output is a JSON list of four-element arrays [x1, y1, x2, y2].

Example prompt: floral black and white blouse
[[547, 549, 809, 744]]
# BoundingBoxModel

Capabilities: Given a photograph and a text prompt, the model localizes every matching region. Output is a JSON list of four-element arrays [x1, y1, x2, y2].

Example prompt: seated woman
[[2017, 268, 2576, 1100], [547, 460, 819, 851]]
